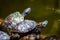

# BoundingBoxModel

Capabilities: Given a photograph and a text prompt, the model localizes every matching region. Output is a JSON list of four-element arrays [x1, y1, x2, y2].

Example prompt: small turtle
[[0, 31, 10, 40]]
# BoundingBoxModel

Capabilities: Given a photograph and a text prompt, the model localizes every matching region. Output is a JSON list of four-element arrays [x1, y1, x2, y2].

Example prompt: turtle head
[[22, 8, 31, 17], [37, 20, 48, 28], [41, 20, 48, 27]]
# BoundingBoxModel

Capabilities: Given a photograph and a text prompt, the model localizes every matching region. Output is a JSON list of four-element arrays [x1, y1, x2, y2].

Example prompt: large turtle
[[0, 31, 10, 40]]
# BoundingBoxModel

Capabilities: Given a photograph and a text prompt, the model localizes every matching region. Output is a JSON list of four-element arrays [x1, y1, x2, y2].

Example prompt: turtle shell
[[0, 31, 10, 40], [3, 12, 24, 29], [17, 20, 37, 33]]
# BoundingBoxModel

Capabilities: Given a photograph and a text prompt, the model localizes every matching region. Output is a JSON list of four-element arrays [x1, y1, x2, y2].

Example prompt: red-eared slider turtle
[[16, 20, 48, 33], [0, 31, 10, 40]]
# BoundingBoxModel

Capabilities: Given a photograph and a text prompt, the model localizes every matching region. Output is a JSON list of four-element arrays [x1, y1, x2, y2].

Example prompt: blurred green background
[[0, 0, 60, 37]]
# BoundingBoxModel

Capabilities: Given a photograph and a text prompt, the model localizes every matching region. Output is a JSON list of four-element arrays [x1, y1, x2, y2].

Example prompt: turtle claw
[[41, 20, 48, 27]]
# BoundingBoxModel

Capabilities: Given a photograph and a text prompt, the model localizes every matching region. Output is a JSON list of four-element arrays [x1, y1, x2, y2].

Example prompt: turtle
[[2, 8, 31, 29], [0, 31, 10, 40], [15, 20, 48, 33]]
